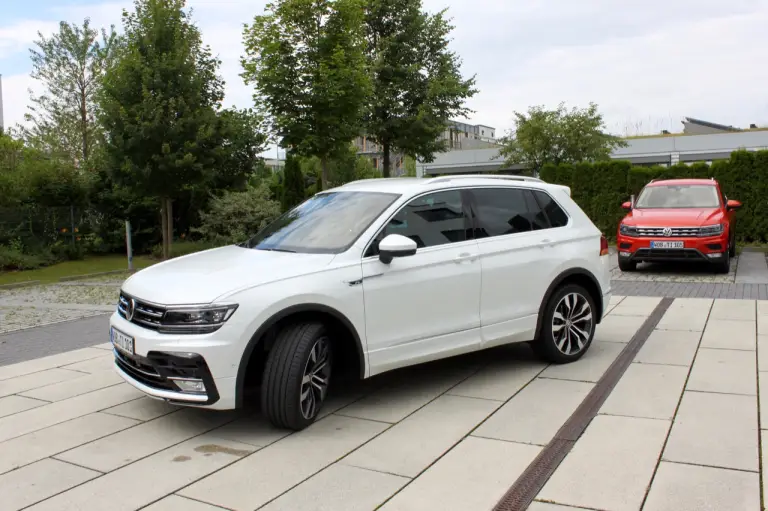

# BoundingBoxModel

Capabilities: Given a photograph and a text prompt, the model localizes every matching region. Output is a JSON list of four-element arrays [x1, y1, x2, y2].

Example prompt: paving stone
[[759, 375, 768, 427], [178, 415, 388, 511], [0, 458, 100, 511], [528, 503, 583, 510], [672, 298, 714, 310], [0, 395, 48, 418], [609, 296, 661, 316], [758, 300, 768, 316], [473, 378, 593, 446], [447, 353, 545, 401], [27, 434, 256, 511], [657, 307, 710, 332], [760, 335, 768, 371], [379, 436, 540, 511], [60, 354, 113, 373], [593, 315, 647, 343], [342, 394, 498, 477], [601, 363, 688, 420], [538, 415, 671, 511], [700, 319, 756, 351], [539, 341, 625, 383], [102, 396, 180, 421], [663, 391, 758, 472], [0, 383, 142, 443], [20, 369, 123, 401], [91, 342, 114, 351], [205, 414, 291, 447], [143, 496, 228, 510], [0, 347, 107, 381], [0, 412, 139, 475], [634, 329, 701, 367], [56, 408, 240, 472], [709, 298, 756, 321], [686, 348, 757, 396], [643, 461, 760, 511], [0, 367, 84, 397], [260, 463, 408, 511]]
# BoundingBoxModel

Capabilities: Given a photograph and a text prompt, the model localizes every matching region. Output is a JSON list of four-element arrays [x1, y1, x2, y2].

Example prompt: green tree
[[99, 0, 225, 259], [241, 0, 370, 190], [364, 0, 477, 177], [499, 102, 627, 175], [22, 18, 118, 168], [281, 154, 306, 211]]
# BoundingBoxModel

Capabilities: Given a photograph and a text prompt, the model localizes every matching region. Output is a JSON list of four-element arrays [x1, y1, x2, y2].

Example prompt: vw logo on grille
[[662, 227, 672, 237], [125, 298, 136, 321]]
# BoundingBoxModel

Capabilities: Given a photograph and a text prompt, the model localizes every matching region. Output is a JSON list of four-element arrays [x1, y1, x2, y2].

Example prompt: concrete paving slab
[[643, 461, 760, 511], [759, 299, 768, 316], [734, 251, 768, 284], [686, 348, 757, 396], [609, 296, 661, 316], [700, 318, 756, 351], [0, 458, 100, 511], [656, 307, 710, 332], [60, 354, 113, 373], [539, 341, 625, 383], [447, 351, 545, 401], [341, 394, 499, 477], [91, 342, 114, 351], [760, 335, 768, 371], [473, 378, 593, 446], [178, 415, 388, 511], [634, 329, 701, 367], [527, 503, 583, 510], [593, 315, 647, 343], [20, 369, 123, 401], [0, 367, 84, 397], [538, 414, 670, 511], [0, 395, 48, 418], [102, 396, 180, 421], [260, 463, 409, 511], [709, 298, 757, 321], [205, 414, 290, 447], [759, 376, 768, 427], [0, 412, 139, 475], [379, 436, 540, 511], [600, 362, 688, 420], [663, 391, 758, 472], [144, 495, 229, 511], [0, 383, 142, 443], [56, 408, 240, 472], [0, 347, 107, 380], [27, 434, 256, 511]]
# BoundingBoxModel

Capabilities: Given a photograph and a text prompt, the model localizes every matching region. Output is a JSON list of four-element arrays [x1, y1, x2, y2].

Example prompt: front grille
[[118, 292, 166, 330], [635, 226, 701, 237], [114, 349, 176, 390], [634, 248, 707, 261]]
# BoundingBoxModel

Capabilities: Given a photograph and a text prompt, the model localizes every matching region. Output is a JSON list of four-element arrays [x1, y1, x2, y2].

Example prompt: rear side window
[[532, 190, 569, 228], [470, 188, 534, 238]]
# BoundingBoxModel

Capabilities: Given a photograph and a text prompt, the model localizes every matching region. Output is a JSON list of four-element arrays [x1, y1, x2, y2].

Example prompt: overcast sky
[[2, 0, 768, 144]]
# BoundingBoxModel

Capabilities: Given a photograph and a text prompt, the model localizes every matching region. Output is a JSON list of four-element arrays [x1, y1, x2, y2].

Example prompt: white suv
[[110, 175, 612, 430]]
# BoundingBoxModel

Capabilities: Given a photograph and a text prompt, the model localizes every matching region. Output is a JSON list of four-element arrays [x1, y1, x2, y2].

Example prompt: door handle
[[454, 252, 477, 263], [539, 238, 553, 247]]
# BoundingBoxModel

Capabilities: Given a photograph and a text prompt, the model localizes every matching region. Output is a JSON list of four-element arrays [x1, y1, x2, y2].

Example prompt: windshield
[[635, 185, 721, 209], [244, 191, 400, 254]]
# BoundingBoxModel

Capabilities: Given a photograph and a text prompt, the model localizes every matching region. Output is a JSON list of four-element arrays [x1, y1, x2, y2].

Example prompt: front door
[[361, 189, 482, 375]]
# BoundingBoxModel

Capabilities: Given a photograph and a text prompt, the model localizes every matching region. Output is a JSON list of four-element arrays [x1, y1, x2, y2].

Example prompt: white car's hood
[[122, 245, 335, 304]]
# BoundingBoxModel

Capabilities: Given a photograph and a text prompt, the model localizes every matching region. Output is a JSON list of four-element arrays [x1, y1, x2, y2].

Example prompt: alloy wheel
[[551, 293, 594, 356], [299, 336, 331, 419]]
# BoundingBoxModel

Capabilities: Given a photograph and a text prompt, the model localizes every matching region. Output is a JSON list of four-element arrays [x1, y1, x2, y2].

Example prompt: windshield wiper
[[256, 247, 297, 253]]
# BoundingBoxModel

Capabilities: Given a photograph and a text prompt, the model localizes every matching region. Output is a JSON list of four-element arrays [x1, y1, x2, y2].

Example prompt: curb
[[0, 280, 42, 290], [59, 269, 135, 282]]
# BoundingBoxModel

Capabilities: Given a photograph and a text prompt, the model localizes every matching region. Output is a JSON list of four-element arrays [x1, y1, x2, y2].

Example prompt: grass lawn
[[0, 255, 155, 286]]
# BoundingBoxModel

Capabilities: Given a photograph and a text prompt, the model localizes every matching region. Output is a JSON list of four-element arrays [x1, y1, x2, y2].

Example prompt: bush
[[0, 246, 51, 271]]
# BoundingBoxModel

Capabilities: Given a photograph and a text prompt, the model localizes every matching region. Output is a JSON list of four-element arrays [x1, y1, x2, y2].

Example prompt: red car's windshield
[[635, 185, 720, 209]]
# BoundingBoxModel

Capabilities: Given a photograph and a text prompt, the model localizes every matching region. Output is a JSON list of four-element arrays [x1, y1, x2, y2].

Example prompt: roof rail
[[426, 174, 545, 185]]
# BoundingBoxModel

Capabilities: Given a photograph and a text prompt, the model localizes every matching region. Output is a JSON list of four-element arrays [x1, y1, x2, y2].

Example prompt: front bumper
[[616, 236, 728, 263]]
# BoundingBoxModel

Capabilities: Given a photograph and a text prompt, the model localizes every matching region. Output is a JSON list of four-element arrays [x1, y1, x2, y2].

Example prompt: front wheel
[[618, 258, 636, 272], [532, 284, 597, 364], [714, 249, 731, 274], [261, 322, 333, 431], [729, 233, 736, 258]]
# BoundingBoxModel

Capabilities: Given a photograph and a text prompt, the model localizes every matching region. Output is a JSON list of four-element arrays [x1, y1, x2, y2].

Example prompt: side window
[[524, 190, 551, 231], [366, 190, 468, 257], [470, 188, 533, 238], [532, 190, 569, 228]]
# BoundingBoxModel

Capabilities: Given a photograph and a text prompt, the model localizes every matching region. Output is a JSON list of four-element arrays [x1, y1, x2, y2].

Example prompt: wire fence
[[0, 205, 93, 250]]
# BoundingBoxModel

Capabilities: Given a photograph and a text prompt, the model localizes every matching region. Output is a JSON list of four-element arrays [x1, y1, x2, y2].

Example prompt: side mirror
[[378, 234, 417, 264], [727, 199, 742, 211], [621, 201, 632, 211]]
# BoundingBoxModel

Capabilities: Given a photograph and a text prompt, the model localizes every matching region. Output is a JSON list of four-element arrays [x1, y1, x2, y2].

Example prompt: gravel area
[[0, 284, 120, 306], [610, 256, 738, 283], [0, 306, 106, 334]]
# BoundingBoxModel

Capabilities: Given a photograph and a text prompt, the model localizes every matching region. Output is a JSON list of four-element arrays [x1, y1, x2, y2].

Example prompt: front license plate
[[651, 241, 684, 249], [111, 327, 134, 355]]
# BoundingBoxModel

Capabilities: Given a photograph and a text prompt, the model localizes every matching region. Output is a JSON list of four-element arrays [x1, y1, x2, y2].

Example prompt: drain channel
[[493, 297, 674, 511]]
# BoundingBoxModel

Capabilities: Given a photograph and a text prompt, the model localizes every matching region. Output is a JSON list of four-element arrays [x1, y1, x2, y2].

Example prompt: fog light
[[172, 379, 206, 393], [706, 252, 724, 259], [619, 251, 631, 257]]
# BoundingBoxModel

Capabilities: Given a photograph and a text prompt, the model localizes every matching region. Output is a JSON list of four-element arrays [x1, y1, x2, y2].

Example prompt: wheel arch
[[534, 268, 605, 340], [235, 303, 366, 408]]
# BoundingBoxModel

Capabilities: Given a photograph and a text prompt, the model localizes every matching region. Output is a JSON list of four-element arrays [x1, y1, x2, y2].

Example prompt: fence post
[[125, 220, 134, 271]]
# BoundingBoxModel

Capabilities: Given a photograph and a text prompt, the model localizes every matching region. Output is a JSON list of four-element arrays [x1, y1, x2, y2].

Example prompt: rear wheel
[[532, 284, 597, 364], [618, 259, 636, 272], [261, 322, 333, 431]]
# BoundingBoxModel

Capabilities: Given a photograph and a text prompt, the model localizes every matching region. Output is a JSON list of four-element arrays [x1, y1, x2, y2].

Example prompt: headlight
[[160, 304, 238, 334], [619, 224, 637, 237], [698, 224, 725, 237]]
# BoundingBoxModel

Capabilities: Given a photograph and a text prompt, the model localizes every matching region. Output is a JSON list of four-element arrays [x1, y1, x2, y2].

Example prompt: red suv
[[616, 178, 742, 273]]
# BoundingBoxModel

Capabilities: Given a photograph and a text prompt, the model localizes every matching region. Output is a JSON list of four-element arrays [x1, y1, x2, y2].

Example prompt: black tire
[[714, 249, 731, 274], [532, 284, 597, 364], [729, 233, 736, 258], [261, 322, 333, 431], [618, 259, 636, 272]]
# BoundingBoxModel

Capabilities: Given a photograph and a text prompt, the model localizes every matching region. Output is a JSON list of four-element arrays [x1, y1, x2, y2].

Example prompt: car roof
[[647, 178, 717, 187], [329, 175, 567, 196]]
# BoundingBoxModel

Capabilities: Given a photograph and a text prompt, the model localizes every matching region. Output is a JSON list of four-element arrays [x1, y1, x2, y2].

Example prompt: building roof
[[683, 117, 740, 132]]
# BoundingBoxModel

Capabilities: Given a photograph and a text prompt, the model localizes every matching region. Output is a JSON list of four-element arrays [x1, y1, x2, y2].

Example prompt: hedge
[[539, 150, 768, 243]]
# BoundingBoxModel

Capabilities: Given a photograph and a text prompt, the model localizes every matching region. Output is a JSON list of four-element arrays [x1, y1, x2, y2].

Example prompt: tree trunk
[[166, 198, 173, 258], [382, 141, 391, 178], [160, 198, 169, 260], [81, 91, 88, 164], [320, 157, 329, 191]]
